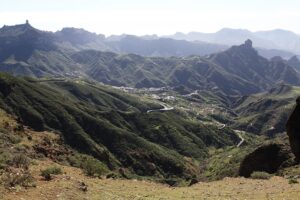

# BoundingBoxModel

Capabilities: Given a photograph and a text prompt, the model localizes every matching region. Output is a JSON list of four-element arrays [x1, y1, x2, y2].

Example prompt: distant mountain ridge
[[1, 22, 297, 59], [166, 28, 300, 55], [0, 23, 300, 96]]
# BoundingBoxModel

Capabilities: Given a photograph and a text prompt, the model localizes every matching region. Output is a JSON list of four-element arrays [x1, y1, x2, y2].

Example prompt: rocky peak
[[244, 39, 253, 48], [0, 22, 37, 37]]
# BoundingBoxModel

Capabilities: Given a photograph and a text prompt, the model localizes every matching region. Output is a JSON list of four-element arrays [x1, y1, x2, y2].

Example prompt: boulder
[[239, 142, 291, 177], [286, 97, 300, 162]]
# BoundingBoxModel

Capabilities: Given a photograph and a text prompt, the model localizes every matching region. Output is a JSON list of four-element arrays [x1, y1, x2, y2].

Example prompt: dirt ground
[[1, 160, 300, 200]]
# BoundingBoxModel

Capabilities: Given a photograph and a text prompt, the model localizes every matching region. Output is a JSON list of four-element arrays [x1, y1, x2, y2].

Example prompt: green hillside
[[233, 84, 300, 135], [0, 73, 240, 183]]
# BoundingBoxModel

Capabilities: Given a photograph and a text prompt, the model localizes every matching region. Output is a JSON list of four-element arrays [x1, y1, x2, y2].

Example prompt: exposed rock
[[239, 142, 292, 177], [286, 97, 300, 162], [78, 181, 88, 192], [244, 39, 253, 48]]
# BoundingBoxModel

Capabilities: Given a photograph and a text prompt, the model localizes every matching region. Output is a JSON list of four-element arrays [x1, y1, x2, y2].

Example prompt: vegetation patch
[[250, 171, 273, 180], [288, 177, 299, 184], [40, 166, 63, 181], [81, 157, 108, 177], [1, 169, 36, 188]]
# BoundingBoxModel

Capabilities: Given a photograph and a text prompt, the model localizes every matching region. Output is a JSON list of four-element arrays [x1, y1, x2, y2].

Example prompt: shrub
[[8, 134, 22, 144], [40, 166, 63, 181], [1, 170, 35, 188], [9, 154, 30, 169], [106, 172, 119, 179], [0, 152, 11, 169], [289, 178, 299, 184], [250, 171, 273, 180], [81, 157, 106, 177]]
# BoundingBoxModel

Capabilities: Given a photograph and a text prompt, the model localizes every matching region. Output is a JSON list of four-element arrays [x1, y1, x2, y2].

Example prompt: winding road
[[147, 103, 174, 113], [235, 130, 245, 147], [217, 123, 245, 147]]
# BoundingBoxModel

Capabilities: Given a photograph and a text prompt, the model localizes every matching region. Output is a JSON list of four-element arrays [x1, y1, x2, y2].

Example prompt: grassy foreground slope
[[0, 73, 239, 182], [2, 159, 300, 200], [0, 108, 299, 200]]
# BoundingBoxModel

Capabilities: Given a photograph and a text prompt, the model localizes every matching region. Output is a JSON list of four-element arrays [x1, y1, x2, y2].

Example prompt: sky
[[0, 0, 300, 36]]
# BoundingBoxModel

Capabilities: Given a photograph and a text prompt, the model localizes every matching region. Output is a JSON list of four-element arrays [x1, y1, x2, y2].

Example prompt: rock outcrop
[[286, 97, 300, 162], [239, 142, 291, 177]]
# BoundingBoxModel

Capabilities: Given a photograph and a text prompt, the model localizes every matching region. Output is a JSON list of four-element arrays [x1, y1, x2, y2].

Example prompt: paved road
[[235, 130, 245, 147], [217, 124, 245, 147], [147, 103, 174, 113]]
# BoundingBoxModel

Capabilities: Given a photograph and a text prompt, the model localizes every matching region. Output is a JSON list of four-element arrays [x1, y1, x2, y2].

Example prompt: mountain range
[[1, 23, 300, 97], [2, 22, 299, 59], [167, 28, 300, 55]]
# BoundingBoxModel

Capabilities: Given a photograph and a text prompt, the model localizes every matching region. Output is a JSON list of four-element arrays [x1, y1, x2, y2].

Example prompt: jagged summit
[[244, 39, 253, 48], [0, 21, 37, 37]]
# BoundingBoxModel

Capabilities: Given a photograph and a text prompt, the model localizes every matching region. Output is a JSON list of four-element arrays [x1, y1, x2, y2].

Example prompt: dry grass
[[0, 159, 299, 200], [0, 109, 18, 130]]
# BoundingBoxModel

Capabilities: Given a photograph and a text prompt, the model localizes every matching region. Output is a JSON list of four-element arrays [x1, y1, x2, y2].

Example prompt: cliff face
[[286, 97, 300, 162]]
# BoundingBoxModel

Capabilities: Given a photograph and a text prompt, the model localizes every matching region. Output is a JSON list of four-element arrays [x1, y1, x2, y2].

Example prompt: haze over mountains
[[2, 21, 299, 59], [167, 28, 300, 55], [1, 22, 300, 97]]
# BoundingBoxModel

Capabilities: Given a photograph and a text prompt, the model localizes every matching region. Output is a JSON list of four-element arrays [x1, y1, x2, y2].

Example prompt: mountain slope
[[0, 73, 239, 180], [0, 23, 82, 77], [72, 50, 261, 95], [232, 84, 299, 135], [209, 40, 300, 92], [288, 56, 300, 71]]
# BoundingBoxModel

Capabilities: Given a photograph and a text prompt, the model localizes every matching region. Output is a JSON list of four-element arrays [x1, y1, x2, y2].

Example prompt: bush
[[106, 172, 119, 179], [81, 157, 107, 177], [40, 166, 63, 181], [1, 170, 35, 188], [8, 134, 22, 144], [289, 178, 299, 184], [0, 152, 11, 169], [250, 171, 273, 180], [9, 154, 30, 169]]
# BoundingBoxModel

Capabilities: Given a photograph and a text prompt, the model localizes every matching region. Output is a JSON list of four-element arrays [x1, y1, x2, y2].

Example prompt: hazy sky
[[1, 0, 300, 36]]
